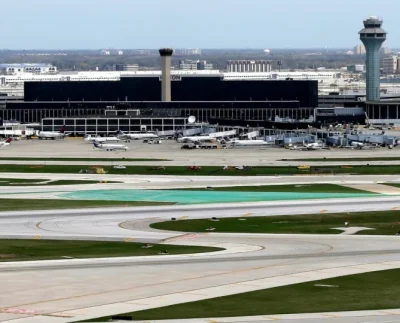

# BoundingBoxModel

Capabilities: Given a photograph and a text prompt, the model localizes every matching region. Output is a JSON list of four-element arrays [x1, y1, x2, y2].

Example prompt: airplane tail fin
[[60, 126, 66, 134], [92, 140, 100, 148], [5, 138, 12, 143]]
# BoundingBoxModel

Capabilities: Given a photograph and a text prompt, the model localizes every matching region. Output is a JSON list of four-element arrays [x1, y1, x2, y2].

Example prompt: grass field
[[151, 211, 400, 235], [0, 157, 167, 162], [1, 164, 400, 176], [0, 178, 120, 186], [79, 268, 400, 322], [383, 183, 400, 189], [0, 199, 174, 211], [177, 184, 372, 194], [0, 239, 222, 262]]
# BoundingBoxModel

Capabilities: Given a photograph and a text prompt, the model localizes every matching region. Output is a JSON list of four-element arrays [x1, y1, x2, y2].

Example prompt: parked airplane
[[92, 140, 128, 151], [38, 126, 70, 140], [289, 141, 327, 150], [230, 139, 271, 147], [176, 135, 213, 143], [350, 141, 365, 148], [84, 134, 120, 143], [116, 130, 158, 142], [0, 138, 12, 147], [303, 142, 324, 149], [350, 141, 380, 149]]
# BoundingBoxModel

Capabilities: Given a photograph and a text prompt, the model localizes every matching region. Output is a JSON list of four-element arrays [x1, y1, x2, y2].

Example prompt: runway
[[1, 197, 400, 322]]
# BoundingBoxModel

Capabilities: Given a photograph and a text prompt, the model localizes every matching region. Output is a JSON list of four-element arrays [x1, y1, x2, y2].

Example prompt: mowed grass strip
[[0, 239, 222, 262], [176, 184, 372, 194], [1, 164, 400, 175], [282, 157, 400, 162], [0, 199, 174, 211], [151, 211, 400, 235], [0, 178, 121, 186], [80, 268, 400, 321], [382, 183, 400, 189]]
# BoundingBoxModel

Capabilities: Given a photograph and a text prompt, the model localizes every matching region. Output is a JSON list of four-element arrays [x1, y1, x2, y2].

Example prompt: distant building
[[380, 47, 392, 55], [354, 44, 366, 55], [101, 50, 111, 55], [175, 48, 201, 56], [113, 64, 139, 72], [179, 60, 198, 70], [382, 56, 398, 74], [197, 60, 213, 70], [0, 63, 57, 75], [226, 60, 272, 73], [179, 60, 213, 70], [347, 64, 366, 73], [118, 50, 124, 56]]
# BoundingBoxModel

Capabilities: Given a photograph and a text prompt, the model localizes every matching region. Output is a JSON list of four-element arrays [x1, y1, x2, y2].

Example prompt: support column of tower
[[159, 48, 173, 102]]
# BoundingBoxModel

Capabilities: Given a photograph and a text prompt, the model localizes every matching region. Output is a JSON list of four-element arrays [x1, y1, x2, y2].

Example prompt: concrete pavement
[[3, 139, 400, 166], [1, 199, 400, 322]]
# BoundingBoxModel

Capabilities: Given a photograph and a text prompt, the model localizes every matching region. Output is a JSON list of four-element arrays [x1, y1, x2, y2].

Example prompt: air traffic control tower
[[359, 16, 387, 101]]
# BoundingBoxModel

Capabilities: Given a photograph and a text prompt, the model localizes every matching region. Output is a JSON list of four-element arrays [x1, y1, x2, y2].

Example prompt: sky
[[0, 0, 399, 49]]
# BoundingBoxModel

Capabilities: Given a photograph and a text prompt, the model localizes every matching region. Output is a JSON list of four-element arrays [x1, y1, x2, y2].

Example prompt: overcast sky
[[0, 0, 398, 49]]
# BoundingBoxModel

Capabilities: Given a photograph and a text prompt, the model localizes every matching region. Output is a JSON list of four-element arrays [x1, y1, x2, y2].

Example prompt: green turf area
[[177, 184, 371, 194], [80, 268, 400, 321], [383, 183, 400, 188], [0, 199, 174, 211], [0, 157, 167, 162], [0, 178, 121, 186], [282, 157, 400, 162], [0, 239, 222, 262], [151, 211, 400, 235], [2, 164, 400, 176]]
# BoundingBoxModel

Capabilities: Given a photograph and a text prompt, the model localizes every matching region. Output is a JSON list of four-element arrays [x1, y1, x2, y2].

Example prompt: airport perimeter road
[[1, 198, 400, 322], [4, 139, 400, 166]]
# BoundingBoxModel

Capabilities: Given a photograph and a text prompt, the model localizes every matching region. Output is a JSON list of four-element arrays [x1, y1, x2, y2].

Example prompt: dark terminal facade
[[2, 74, 318, 134]]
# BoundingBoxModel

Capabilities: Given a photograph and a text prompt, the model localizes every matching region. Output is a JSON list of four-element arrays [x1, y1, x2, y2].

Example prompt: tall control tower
[[359, 16, 387, 101], [159, 48, 173, 101]]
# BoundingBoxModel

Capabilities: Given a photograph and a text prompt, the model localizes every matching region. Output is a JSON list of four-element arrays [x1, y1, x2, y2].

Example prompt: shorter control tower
[[159, 48, 174, 102], [359, 16, 387, 101]]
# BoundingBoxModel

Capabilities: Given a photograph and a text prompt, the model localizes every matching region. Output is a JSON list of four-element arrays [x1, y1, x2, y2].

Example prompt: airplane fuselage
[[93, 142, 128, 151], [231, 139, 269, 146], [84, 136, 120, 143], [38, 132, 65, 140], [119, 133, 158, 141], [177, 136, 212, 143]]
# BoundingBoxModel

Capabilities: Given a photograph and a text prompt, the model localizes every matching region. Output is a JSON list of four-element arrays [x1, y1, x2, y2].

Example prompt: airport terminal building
[[1, 72, 318, 134]]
